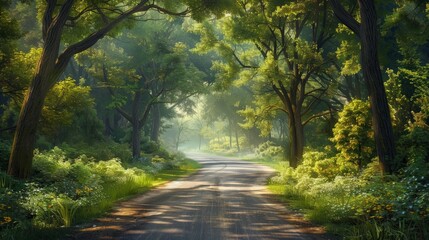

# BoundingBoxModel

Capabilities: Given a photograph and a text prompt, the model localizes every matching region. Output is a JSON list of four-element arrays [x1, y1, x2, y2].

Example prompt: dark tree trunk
[[272, 81, 305, 168], [330, 0, 396, 174], [235, 126, 240, 152], [150, 104, 161, 143], [131, 92, 142, 159], [228, 119, 232, 149], [7, 0, 71, 178], [358, 0, 395, 174], [7, 75, 52, 178], [288, 112, 304, 168], [131, 120, 141, 159]]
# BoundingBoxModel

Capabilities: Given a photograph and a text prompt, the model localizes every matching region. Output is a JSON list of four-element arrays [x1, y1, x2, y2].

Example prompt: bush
[[268, 149, 429, 239], [60, 140, 132, 162], [9, 147, 156, 229], [255, 141, 283, 159], [207, 136, 245, 154], [331, 100, 376, 170]]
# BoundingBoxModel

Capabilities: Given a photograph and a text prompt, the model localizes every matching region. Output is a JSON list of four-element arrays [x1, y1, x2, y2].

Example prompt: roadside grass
[[74, 158, 200, 224], [241, 153, 429, 240], [153, 158, 201, 185], [1, 158, 200, 240], [238, 155, 350, 237], [267, 183, 349, 237], [240, 155, 286, 170]]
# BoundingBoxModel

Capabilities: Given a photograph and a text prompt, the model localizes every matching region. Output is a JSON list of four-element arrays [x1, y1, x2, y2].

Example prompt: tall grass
[[74, 159, 199, 223], [0, 150, 200, 240], [51, 198, 78, 227], [74, 174, 153, 221]]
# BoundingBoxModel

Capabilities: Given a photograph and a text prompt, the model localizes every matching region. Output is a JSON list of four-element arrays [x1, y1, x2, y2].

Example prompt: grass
[[153, 158, 201, 185], [2, 158, 200, 240], [241, 156, 350, 237], [242, 156, 286, 170], [74, 158, 200, 223]]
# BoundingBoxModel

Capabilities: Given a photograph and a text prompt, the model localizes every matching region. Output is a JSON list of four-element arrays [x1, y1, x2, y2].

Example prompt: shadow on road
[[69, 154, 331, 240]]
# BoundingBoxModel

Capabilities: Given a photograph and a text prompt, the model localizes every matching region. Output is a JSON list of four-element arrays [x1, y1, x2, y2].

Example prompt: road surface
[[70, 153, 330, 240]]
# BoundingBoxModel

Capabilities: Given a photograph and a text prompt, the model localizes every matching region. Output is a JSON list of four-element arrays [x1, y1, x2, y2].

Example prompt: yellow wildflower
[[4, 216, 12, 223]]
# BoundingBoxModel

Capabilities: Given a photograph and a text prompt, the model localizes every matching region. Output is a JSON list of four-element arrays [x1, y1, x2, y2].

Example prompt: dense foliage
[[0, 0, 428, 239], [0, 145, 197, 239]]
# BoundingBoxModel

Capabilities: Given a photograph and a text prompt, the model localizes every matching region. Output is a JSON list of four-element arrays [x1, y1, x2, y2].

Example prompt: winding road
[[71, 153, 329, 240]]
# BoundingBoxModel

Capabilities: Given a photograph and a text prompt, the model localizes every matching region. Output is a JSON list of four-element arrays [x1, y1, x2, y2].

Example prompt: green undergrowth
[[0, 147, 200, 240], [253, 152, 429, 240]]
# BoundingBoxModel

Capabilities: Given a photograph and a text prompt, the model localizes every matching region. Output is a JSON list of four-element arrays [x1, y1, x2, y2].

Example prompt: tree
[[329, 0, 396, 174], [0, 0, 22, 106], [193, 0, 336, 167], [203, 88, 249, 152], [7, 0, 229, 178], [79, 19, 205, 159]]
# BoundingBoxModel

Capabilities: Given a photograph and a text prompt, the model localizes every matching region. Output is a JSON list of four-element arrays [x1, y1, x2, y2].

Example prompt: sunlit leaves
[[336, 41, 360, 76], [41, 78, 95, 136], [331, 100, 375, 169], [189, 21, 219, 53], [274, 2, 306, 21]]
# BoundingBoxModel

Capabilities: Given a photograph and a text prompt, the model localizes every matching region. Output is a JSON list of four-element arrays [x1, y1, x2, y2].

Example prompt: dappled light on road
[[72, 154, 328, 240]]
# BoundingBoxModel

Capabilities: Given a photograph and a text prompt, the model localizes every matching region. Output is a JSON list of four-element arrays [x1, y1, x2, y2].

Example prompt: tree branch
[[303, 110, 331, 126], [116, 107, 133, 122], [329, 0, 361, 37], [42, 0, 57, 41]]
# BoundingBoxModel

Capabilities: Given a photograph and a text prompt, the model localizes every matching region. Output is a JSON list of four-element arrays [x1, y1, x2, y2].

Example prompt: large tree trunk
[[131, 120, 141, 159], [131, 92, 142, 159], [288, 112, 304, 168], [7, 72, 54, 178], [330, 0, 396, 174], [150, 104, 161, 143], [359, 0, 395, 174], [7, 1, 68, 177]]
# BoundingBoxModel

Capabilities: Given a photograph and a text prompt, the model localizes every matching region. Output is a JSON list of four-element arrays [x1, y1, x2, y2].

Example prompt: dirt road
[[71, 153, 329, 240]]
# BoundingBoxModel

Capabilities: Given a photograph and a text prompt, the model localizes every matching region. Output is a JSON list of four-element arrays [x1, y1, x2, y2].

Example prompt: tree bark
[[273, 80, 305, 168], [330, 0, 395, 174], [358, 0, 395, 174], [287, 111, 304, 168], [150, 104, 161, 143], [131, 91, 142, 159], [7, 0, 73, 178], [131, 120, 141, 159], [7, 74, 53, 178]]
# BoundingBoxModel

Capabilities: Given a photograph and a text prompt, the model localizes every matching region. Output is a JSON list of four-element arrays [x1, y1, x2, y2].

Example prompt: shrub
[[207, 136, 244, 154], [0, 173, 27, 230], [255, 141, 283, 158], [32, 147, 70, 182], [331, 100, 376, 170], [60, 140, 132, 162]]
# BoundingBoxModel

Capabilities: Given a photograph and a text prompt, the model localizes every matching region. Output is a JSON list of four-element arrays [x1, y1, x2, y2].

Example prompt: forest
[[0, 0, 428, 239]]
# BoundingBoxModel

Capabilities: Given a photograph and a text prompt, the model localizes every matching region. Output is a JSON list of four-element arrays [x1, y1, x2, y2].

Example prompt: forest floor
[[65, 153, 333, 240]]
